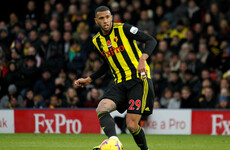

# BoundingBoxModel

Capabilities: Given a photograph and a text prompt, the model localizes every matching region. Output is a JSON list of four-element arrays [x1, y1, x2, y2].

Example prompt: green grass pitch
[[0, 134, 230, 150]]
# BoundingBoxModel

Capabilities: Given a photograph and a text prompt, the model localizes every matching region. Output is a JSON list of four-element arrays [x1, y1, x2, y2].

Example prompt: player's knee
[[96, 105, 104, 114], [96, 103, 109, 114], [96, 99, 116, 115], [126, 118, 139, 132]]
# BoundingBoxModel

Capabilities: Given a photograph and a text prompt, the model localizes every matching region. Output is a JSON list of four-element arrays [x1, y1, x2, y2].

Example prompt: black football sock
[[98, 111, 117, 138], [130, 126, 148, 150]]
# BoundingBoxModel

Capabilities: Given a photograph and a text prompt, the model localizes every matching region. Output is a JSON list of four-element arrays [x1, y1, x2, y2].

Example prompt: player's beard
[[98, 22, 112, 35]]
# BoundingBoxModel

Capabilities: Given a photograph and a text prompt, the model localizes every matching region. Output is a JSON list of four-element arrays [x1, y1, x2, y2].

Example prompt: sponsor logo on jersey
[[101, 45, 125, 58]]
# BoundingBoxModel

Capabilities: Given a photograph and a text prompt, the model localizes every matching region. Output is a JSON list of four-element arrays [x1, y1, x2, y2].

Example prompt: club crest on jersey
[[114, 36, 118, 43], [107, 40, 112, 48]]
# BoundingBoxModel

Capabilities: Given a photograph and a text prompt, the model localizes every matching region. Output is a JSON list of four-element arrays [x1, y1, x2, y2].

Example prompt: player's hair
[[95, 6, 110, 17]]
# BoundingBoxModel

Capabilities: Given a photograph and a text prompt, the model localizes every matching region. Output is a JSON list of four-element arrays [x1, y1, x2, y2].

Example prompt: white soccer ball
[[100, 138, 123, 150]]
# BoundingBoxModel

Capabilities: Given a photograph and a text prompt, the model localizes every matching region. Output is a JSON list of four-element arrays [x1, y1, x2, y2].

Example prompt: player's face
[[95, 10, 113, 34]]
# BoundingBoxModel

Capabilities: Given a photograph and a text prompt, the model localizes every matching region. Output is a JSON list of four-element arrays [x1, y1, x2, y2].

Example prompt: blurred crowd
[[0, 0, 230, 109]]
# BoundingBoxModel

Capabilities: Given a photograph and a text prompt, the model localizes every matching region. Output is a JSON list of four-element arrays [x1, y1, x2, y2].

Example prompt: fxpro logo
[[211, 114, 230, 135], [101, 45, 125, 58], [34, 114, 82, 134]]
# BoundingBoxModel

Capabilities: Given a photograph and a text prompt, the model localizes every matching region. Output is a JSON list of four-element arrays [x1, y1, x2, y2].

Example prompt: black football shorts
[[102, 78, 154, 116]]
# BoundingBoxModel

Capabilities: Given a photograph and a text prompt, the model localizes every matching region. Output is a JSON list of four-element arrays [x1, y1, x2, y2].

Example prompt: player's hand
[[138, 54, 149, 79], [138, 58, 147, 79], [74, 77, 92, 88], [138, 58, 147, 74]]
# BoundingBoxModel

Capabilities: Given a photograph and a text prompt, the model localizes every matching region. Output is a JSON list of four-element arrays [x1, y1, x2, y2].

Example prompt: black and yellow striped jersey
[[90, 23, 157, 84]]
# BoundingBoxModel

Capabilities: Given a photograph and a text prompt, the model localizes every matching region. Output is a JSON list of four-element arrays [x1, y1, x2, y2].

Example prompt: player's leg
[[126, 113, 148, 150], [126, 78, 153, 150], [93, 99, 118, 150], [96, 98, 117, 137]]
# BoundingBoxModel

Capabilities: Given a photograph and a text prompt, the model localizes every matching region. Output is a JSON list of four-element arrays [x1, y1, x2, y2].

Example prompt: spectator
[[215, 88, 230, 109], [55, 3, 65, 26], [33, 68, 55, 100], [197, 43, 215, 68], [41, 1, 52, 24], [160, 87, 174, 108], [83, 51, 99, 77], [186, 0, 201, 26], [0, 26, 12, 49], [25, 0, 38, 23], [63, 31, 72, 61], [152, 51, 165, 72], [170, 53, 181, 71], [17, 55, 40, 94], [45, 44, 64, 77], [167, 71, 183, 92], [38, 21, 49, 35], [179, 61, 188, 82], [198, 87, 217, 108], [187, 51, 204, 76], [153, 100, 162, 109], [49, 94, 62, 108], [209, 2, 224, 30], [29, 30, 41, 51], [65, 70, 77, 89], [170, 20, 188, 40], [152, 70, 167, 99], [193, 69, 216, 95], [85, 88, 104, 108], [64, 87, 81, 108], [173, 0, 188, 26], [157, 40, 171, 60], [54, 76, 66, 106], [179, 42, 193, 61], [0, 60, 8, 97], [67, 39, 87, 76], [216, 94, 230, 109], [46, 30, 63, 60], [180, 86, 198, 108], [24, 20, 34, 36], [169, 36, 181, 54], [24, 89, 34, 108], [168, 91, 181, 109], [162, 62, 171, 80], [8, 95, 21, 109], [33, 94, 47, 108], [49, 19, 59, 32], [218, 19, 230, 42], [38, 33, 50, 58], [122, 11, 134, 25], [10, 38, 24, 58], [4, 61, 21, 89], [27, 46, 43, 68], [219, 78, 229, 89], [182, 70, 198, 89], [110, 1, 120, 14], [153, 5, 165, 26], [64, 21, 73, 32], [0, 84, 24, 108], [79, 30, 93, 55], [67, 4, 78, 24], [137, 10, 155, 36], [10, 49, 24, 70], [156, 21, 171, 41], [164, 0, 175, 15], [7, 13, 20, 32]]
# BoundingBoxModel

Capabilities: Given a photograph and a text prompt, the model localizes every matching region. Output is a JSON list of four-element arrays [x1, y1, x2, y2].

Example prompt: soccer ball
[[100, 138, 123, 150]]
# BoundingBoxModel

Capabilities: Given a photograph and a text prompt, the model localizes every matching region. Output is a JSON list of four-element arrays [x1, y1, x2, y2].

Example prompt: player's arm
[[75, 49, 109, 88], [123, 23, 157, 75]]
